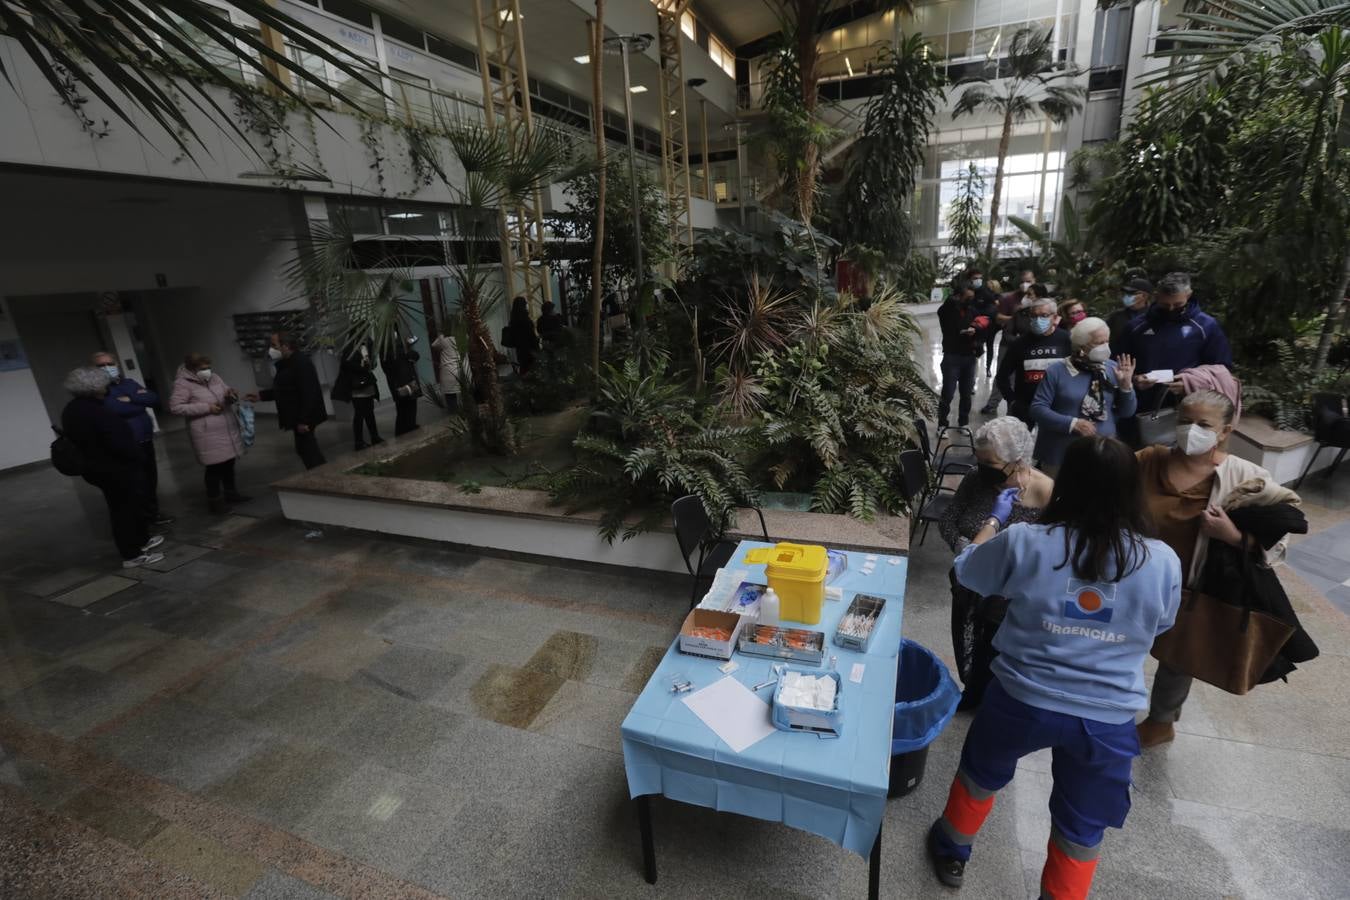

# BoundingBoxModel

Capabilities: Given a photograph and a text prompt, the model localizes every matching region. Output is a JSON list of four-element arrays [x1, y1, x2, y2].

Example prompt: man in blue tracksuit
[[92, 351, 170, 528], [1115, 272, 1232, 411]]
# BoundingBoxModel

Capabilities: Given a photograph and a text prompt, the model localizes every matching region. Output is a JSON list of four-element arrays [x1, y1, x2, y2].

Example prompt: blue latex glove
[[990, 487, 1021, 526]]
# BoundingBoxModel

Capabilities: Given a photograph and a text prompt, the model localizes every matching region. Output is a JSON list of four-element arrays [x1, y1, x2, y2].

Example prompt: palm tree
[[2, 1, 382, 158], [288, 123, 587, 455], [952, 27, 1084, 258], [589, 0, 607, 383], [763, 0, 914, 224]]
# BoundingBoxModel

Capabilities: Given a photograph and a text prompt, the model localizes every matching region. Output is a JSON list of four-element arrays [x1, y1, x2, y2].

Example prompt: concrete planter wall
[[273, 428, 909, 573], [1229, 415, 1327, 485]]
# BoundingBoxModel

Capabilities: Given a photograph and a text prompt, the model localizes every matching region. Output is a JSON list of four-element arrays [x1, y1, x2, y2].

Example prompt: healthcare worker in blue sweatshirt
[[92, 351, 170, 528], [927, 436, 1182, 900], [1116, 271, 1232, 408]]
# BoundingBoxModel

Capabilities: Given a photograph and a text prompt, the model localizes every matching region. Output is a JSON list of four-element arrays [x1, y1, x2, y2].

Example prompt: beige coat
[[1186, 454, 1300, 587]]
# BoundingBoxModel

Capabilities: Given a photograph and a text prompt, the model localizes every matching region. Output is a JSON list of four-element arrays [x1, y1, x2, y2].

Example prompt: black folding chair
[[915, 416, 975, 478], [1295, 393, 1350, 488], [671, 496, 770, 609]]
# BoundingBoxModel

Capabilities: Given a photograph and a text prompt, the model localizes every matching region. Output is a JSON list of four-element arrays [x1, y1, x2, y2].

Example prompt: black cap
[[1122, 277, 1153, 293]]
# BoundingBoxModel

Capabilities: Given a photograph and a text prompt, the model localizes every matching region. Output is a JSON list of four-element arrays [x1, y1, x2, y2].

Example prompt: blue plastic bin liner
[[891, 639, 961, 755]]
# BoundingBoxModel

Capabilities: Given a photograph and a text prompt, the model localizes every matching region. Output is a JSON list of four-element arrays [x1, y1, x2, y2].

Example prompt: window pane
[[682, 11, 695, 40]]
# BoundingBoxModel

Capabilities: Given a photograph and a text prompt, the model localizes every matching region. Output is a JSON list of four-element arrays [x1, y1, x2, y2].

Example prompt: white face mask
[[100, 364, 120, 380], [971, 278, 983, 288], [267, 346, 283, 361], [197, 368, 213, 382], [1177, 423, 1218, 456], [1086, 344, 1111, 363]]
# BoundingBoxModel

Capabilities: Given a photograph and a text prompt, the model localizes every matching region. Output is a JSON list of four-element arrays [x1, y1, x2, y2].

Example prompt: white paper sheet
[[682, 676, 777, 753], [1143, 369, 1174, 384]]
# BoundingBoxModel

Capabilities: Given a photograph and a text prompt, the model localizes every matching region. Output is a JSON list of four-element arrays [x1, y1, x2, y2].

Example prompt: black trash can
[[889, 639, 961, 798]]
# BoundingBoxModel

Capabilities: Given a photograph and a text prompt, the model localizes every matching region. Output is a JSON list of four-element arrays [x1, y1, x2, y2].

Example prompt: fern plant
[[753, 294, 935, 518], [550, 358, 760, 542], [1244, 337, 1350, 430]]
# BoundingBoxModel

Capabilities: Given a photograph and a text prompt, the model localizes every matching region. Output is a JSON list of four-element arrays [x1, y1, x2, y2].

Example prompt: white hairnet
[[1070, 316, 1109, 348], [974, 416, 1035, 467]]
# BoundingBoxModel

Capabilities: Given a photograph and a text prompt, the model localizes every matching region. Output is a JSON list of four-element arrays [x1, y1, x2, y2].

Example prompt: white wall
[[0, 170, 314, 466], [0, 297, 56, 469]]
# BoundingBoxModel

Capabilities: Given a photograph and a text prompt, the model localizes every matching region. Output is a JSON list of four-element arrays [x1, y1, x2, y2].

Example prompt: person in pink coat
[[169, 353, 251, 513]]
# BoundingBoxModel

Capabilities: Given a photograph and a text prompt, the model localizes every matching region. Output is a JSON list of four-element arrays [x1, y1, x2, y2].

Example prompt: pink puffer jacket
[[169, 366, 244, 465]]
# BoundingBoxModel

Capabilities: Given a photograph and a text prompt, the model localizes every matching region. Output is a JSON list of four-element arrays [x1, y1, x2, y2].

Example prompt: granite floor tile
[[50, 574, 139, 609], [618, 644, 672, 694], [353, 643, 467, 702], [108, 636, 218, 693], [137, 559, 239, 595], [468, 663, 565, 729], [0, 665, 152, 738], [57, 786, 169, 848], [150, 600, 277, 649], [1284, 547, 1350, 583], [242, 870, 340, 900], [276, 624, 391, 681], [0, 644, 61, 696], [296, 761, 462, 877], [176, 656, 300, 716], [0, 754, 85, 810], [1158, 732, 1350, 829], [91, 696, 276, 791], [91, 587, 201, 628], [206, 740, 355, 829], [213, 564, 342, 616], [59, 624, 173, 673], [317, 586, 410, 630], [522, 630, 599, 681], [143, 543, 213, 572], [12, 608, 122, 656], [326, 693, 467, 777], [22, 566, 104, 598], [140, 822, 267, 896], [529, 680, 634, 754], [241, 671, 382, 743]]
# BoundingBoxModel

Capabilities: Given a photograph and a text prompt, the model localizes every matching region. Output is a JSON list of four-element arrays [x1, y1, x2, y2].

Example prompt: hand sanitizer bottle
[[759, 588, 781, 627]]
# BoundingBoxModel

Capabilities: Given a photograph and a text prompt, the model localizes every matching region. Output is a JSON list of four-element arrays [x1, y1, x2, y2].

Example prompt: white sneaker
[[141, 535, 165, 552], [123, 552, 165, 569]]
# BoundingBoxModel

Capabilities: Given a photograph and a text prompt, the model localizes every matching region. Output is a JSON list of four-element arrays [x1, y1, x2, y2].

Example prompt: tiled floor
[[2, 340, 1350, 898]]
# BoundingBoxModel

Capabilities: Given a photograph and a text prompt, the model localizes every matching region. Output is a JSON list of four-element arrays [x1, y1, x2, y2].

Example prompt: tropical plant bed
[[272, 425, 910, 574], [352, 405, 587, 491]]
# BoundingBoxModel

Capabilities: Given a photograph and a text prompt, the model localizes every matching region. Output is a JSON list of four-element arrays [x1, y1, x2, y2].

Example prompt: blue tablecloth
[[621, 542, 908, 857]]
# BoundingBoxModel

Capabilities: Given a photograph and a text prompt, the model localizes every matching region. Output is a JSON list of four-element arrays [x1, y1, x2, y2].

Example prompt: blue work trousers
[[935, 678, 1139, 861]]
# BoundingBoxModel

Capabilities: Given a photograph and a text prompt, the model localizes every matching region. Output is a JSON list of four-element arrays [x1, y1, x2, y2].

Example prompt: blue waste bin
[[889, 639, 961, 797]]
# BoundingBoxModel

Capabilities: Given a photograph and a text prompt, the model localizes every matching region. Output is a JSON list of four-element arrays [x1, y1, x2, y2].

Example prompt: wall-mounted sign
[[337, 26, 375, 52]]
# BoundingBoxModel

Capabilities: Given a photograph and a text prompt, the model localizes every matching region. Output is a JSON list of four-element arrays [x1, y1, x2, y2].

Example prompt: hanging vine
[[359, 116, 388, 196], [231, 89, 293, 183], [51, 60, 110, 139], [301, 108, 330, 181], [397, 122, 441, 194]]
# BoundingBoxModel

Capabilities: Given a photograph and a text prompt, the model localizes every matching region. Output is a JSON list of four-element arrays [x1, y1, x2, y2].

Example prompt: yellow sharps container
[[743, 543, 828, 625]]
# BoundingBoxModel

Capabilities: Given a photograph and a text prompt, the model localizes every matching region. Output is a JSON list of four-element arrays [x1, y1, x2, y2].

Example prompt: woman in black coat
[[332, 340, 383, 451]]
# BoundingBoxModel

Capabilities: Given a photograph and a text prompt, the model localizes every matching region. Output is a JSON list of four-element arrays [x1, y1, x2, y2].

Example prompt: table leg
[[637, 795, 657, 885], [867, 822, 882, 900]]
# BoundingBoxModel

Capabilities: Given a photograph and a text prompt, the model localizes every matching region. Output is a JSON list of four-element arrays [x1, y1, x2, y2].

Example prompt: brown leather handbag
[[1151, 546, 1295, 695]]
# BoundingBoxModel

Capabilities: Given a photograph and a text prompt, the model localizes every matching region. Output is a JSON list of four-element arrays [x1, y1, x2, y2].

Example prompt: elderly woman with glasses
[[939, 416, 1055, 709]]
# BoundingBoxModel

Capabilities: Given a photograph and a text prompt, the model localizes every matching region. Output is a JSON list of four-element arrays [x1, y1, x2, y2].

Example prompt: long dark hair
[[1038, 436, 1153, 582]]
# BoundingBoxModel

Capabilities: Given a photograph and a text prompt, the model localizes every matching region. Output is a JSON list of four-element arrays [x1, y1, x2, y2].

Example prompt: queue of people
[[925, 269, 1317, 898]]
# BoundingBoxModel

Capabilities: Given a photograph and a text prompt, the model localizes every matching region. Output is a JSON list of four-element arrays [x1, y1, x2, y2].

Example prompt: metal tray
[[834, 593, 886, 652], [737, 624, 826, 665]]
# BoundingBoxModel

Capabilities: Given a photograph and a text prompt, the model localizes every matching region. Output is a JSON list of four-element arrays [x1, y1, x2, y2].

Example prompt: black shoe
[[371, 436, 385, 446], [224, 492, 252, 504], [355, 441, 369, 451], [927, 821, 966, 888]]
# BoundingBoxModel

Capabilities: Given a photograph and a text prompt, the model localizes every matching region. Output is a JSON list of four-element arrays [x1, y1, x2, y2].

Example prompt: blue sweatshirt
[[1029, 359, 1137, 466], [104, 377, 158, 443], [1116, 300, 1232, 378], [954, 523, 1182, 724]]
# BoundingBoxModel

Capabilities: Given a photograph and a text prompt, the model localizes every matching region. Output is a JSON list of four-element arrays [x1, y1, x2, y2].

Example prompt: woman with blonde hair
[[1134, 388, 1310, 747]]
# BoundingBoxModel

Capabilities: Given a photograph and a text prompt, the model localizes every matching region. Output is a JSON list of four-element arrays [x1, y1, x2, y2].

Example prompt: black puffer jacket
[[263, 352, 329, 430], [1195, 502, 1317, 684]]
